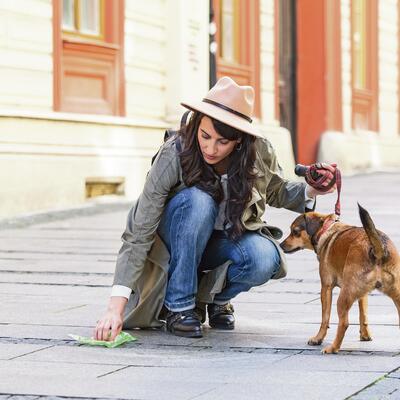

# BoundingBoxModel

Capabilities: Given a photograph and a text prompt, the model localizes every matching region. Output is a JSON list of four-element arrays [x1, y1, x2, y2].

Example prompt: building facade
[[0, 0, 399, 218]]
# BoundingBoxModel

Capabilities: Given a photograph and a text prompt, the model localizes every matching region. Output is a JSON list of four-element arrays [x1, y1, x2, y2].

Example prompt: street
[[0, 172, 400, 400]]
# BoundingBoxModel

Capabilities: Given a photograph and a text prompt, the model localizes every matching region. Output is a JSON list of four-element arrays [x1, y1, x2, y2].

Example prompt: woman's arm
[[113, 143, 180, 289], [94, 141, 180, 340], [257, 138, 309, 213]]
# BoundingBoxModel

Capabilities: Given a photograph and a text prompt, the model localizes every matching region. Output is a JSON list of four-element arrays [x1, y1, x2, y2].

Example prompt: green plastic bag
[[68, 331, 137, 348]]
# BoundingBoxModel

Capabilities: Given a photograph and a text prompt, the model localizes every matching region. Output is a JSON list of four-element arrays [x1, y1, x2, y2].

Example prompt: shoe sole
[[168, 328, 203, 338], [209, 323, 235, 330]]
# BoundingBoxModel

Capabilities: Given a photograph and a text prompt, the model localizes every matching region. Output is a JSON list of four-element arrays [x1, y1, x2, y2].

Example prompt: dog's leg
[[385, 288, 400, 328], [322, 289, 356, 354], [308, 284, 333, 345], [358, 295, 373, 341]]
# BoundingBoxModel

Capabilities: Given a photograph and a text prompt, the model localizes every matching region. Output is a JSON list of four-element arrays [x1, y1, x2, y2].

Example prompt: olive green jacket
[[113, 136, 309, 329]]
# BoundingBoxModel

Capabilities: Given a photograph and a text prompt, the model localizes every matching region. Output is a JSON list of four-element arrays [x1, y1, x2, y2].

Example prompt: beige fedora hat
[[181, 76, 263, 138]]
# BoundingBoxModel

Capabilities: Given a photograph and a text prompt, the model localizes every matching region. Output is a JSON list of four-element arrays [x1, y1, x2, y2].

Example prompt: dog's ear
[[304, 214, 324, 239]]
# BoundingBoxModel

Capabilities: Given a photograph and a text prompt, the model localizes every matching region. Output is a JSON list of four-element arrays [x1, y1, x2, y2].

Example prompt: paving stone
[[0, 360, 215, 400], [0, 272, 112, 286], [0, 343, 52, 360], [390, 369, 400, 379], [18, 343, 289, 368], [0, 361, 129, 399], [98, 365, 382, 400], [350, 376, 400, 399], [0, 260, 114, 275], [0, 324, 93, 341], [187, 382, 372, 400], [273, 352, 400, 373]]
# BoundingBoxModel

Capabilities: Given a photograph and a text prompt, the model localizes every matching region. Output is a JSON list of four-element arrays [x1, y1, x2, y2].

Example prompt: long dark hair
[[178, 112, 257, 240]]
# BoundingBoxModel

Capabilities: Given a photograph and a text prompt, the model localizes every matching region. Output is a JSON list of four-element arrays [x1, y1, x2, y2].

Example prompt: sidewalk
[[0, 172, 400, 400]]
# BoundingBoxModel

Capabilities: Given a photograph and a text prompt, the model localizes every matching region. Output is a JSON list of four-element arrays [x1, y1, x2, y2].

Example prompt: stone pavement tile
[[0, 360, 216, 400], [0, 272, 112, 286], [0, 343, 54, 360], [0, 302, 102, 327], [99, 364, 381, 400], [350, 376, 400, 399], [0, 361, 133, 399], [252, 281, 320, 294], [0, 238, 120, 252], [0, 323, 93, 340], [189, 330, 306, 350], [0, 283, 110, 300], [227, 291, 320, 305], [19, 343, 289, 369], [0, 252, 116, 262], [189, 381, 374, 400], [390, 368, 400, 378], [30, 211, 127, 230], [272, 352, 400, 373], [0, 259, 114, 274]]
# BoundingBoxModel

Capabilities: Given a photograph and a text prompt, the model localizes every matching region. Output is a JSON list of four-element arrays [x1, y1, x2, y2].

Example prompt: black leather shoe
[[208, 302, 235, 330], [166, 309, 203, 338], [194, 302, 206, 324]]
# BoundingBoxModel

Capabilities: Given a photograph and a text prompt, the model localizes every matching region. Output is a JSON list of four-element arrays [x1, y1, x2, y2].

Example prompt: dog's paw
[[321, 345, 338, 354], [308, 337, 323, 346], [360, 334, 373, 342]]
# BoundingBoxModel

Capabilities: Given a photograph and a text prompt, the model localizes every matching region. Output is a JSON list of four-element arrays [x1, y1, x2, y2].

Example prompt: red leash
[[295, 163, 342, 217]]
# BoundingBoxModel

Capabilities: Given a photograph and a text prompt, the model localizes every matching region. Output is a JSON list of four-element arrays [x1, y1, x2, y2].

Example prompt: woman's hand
[[305, 163, 337, 198], [94, 296, 127, 341]]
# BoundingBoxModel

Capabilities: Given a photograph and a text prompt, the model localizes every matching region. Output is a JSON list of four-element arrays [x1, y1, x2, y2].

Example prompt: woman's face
[[197, 116, 240, 166]]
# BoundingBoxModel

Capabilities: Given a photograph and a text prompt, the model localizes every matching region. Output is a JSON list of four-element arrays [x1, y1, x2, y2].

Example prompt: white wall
[[259, 0, 296, 179], [378, 0, 398, 138], [0, 0, 53, 111], [124, 0, 167, 120]]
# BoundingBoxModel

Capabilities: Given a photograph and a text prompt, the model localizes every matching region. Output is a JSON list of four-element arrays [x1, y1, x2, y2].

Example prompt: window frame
[[350, 0, 378, 131], [53, 0, 125, 116], [213, 0, 261, 118]]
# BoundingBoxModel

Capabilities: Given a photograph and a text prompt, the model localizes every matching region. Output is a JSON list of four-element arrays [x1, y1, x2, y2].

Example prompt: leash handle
[[295, 163, 342, 217]]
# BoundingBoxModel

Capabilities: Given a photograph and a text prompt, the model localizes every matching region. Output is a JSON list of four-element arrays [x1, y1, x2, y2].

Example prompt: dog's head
[[280, 212, 337, 254]]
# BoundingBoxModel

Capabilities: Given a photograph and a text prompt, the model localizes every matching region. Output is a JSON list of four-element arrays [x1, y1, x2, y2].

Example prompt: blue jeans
[[157, 187, 281, 312]]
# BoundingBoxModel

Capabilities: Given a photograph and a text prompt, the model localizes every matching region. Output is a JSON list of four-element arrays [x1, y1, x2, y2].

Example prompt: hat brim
[[180, 100, 264, 138]]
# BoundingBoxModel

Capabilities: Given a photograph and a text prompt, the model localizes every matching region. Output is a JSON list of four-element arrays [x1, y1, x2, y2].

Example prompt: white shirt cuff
[[111, 285, 132, 300], [304, 186, 316, 208]]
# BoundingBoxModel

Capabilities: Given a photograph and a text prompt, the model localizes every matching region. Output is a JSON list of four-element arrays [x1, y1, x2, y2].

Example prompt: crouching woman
[[94, 76, 334, 340]]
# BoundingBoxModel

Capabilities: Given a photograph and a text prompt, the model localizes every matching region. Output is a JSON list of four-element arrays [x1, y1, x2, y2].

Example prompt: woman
[[94, 76, 335, 340]]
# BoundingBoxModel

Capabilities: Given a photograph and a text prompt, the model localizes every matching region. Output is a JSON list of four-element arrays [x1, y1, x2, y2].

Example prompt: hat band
[[202, 98, 253, 123]]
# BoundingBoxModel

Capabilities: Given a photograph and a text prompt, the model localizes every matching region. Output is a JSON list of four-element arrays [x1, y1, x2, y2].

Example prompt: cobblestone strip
[[1, 336, 399, 359], [346, 366, 400, 399]]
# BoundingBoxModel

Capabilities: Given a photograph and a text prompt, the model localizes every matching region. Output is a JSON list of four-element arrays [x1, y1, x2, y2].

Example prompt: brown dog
[[280, 204, 400, 354]]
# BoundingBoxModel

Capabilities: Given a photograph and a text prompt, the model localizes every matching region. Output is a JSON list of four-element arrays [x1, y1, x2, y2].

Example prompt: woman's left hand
[[305, 163, 337, 198]]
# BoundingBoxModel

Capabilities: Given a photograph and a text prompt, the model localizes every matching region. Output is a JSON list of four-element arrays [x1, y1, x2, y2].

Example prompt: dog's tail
[[358, 203, 387, 264]]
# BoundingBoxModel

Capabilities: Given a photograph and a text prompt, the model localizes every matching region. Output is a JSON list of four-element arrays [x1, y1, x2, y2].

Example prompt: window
[[62, 0, 103, 39], [351, 0, 378, 131], [53, 0, 125, 116], [213, 0, 261, 117]]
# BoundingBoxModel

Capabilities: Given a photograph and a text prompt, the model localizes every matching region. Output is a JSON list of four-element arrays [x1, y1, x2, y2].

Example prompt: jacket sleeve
[[113, 143, 180, 290], [260, 139, 308, 213]]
